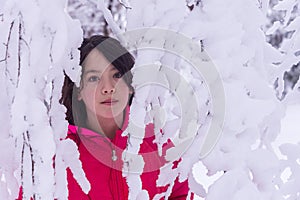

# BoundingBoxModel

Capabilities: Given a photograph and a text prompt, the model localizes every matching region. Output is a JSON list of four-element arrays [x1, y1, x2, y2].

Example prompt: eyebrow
[[83, 69, 101, 75], [83, 68, 118, 75]]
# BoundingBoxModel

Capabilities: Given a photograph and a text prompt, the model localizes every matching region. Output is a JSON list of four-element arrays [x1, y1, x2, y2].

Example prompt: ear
[[77, 89, 83, 101], [129, 88, 134, 95]]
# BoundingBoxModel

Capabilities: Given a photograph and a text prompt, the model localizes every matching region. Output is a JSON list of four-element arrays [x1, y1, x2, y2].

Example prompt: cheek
[[118, 83, 130, 96], [80, 88, 98, 106], [117, 79, 131, 93], [82, 84, 98, 96]]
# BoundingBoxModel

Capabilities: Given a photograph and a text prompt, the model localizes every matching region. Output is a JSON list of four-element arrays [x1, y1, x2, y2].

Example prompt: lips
[[101, 99, 118, 105]]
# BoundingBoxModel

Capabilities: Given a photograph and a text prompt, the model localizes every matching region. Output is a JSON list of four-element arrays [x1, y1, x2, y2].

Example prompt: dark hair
[[60, 35, 135, 126]]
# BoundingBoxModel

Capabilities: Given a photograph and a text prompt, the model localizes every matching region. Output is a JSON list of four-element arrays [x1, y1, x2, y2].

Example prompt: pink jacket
[[67, 108, 193, 200], [17, 107, 193, 200]]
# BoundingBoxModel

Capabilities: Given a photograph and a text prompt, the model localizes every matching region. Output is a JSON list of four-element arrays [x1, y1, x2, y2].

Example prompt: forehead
[[82, 48, 115, 73]]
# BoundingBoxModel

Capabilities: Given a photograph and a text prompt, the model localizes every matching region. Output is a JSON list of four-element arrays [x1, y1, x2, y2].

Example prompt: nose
[[102, 87, 115, 94], [101, 79, 116, 94]]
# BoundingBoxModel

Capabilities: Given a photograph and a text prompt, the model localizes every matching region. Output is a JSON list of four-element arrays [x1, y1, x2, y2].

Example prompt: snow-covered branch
[[0, 0, 299, 199]]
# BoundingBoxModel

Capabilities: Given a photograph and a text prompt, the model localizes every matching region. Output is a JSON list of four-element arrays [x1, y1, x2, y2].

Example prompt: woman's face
[[78, 48, 132, 123]]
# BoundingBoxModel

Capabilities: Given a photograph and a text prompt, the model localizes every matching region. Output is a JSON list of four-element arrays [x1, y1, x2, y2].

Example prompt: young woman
[[60, 35, 193, 199]]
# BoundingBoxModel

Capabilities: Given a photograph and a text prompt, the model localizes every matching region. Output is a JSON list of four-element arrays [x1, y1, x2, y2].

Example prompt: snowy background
[[0, 0, 300, 199]]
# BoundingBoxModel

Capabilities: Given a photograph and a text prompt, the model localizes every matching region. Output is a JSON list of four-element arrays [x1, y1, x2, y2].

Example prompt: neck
[[86, 112, 124, 139]]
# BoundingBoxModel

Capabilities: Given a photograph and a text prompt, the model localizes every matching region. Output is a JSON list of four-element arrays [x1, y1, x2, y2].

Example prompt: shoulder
[[66, 124, 81, 146]]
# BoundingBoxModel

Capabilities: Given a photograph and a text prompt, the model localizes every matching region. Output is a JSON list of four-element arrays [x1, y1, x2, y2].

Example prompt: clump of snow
[[1, 0, 300, 199], [0, 0, 87, 199]]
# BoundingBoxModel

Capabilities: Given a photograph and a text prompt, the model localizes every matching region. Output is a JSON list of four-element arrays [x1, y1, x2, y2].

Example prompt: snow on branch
[[0, 0, 86, 199], [121, 0, 300, 199], [0, 0, 299, 199]]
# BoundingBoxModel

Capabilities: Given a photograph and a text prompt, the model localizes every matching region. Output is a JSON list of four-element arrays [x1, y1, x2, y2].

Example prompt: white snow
[[0, 0, 300, 199]]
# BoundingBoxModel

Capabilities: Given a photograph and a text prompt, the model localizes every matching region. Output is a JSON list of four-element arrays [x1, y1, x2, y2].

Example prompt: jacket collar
[[68, 105, 130, 139]]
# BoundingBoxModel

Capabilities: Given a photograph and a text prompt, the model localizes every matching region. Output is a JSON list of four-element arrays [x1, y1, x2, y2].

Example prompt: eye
[[87, 75, 100, 82], [113, 72, 123, 79]]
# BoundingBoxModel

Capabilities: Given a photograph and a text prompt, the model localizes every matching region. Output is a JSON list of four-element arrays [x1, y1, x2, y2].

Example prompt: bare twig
[[49, 80, 55, 127], [118, 0, 132, 9], [2, 21, 15, 68], [20, 130, 37, 200], [15, 12, 30, 86], [26, 130, 36, 200], [16, 15, 22, 89], [12, 13, 25, 104], [20, 133, 25, 198], [49, 30, 57, 63]]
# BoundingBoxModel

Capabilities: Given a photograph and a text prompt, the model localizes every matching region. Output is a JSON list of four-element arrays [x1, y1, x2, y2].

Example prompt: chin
[[97, 110, 123, 119]]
